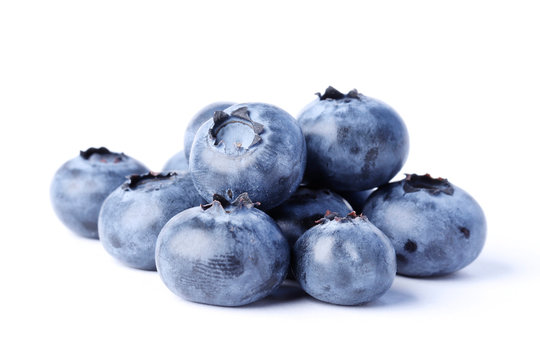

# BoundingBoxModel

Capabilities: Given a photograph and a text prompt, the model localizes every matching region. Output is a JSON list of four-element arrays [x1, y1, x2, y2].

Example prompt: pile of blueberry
[[51, 86, 487, 306]]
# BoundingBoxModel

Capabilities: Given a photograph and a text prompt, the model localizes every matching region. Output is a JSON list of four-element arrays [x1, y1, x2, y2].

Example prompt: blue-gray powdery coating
[[298, 90, 409, 191], [98, 171, 206, 270], [189, 103, 306, 210], [183, 102, 235, 161], [156, 201, 290, 306], [362, 176, 487, 277], [50, 148, 148, 239], [163, 150, 189, 172], [293, 216, 396, 305]]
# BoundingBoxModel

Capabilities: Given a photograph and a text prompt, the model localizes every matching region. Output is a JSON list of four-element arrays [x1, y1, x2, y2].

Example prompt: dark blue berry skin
[[362, 174, 487, 277], [155, 194, 290, 306], [267, 186, 353, 248], [297, 86, 409, 192], [183, 102, 235, 161], [293, 213, 396, 305], [339, 189, 373, 212], [98, 171, 205, 270], [189, 103, 307, 210], [163, 150, 189, 172], [50, 147, 148, 239]]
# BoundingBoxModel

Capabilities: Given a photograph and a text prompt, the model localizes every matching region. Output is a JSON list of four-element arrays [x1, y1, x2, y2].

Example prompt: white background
[[1, 1, 539, 359]]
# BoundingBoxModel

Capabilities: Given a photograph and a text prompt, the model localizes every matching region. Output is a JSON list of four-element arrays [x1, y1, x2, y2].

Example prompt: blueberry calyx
[[200, 198, 226, 214], [201, 192, 260, 213], [80, 147, 114, 159], [209, 107, 264, 151], [403, 173, 454, 196], [314, 210, 367, 224], [122, 171, 177, 190], [316, 86, 363, 101], [231, 192, 261, 209], [80, 146, 126, 164]]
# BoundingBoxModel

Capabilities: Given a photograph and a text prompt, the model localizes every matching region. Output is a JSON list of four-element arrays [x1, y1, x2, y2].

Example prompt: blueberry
[[183, 102, 235, 161], [362, 174, 487, 277], [155, 193, 290, 306], [297, 86, 409, 191], [98, 171, 205, 270], [189, 103, 306, 210], [267, 186, 353, 248], [338, 189, 373, 212], [163, 150, 189, 172], [293, 212, 396, 305], [50, 147, 148, 239]]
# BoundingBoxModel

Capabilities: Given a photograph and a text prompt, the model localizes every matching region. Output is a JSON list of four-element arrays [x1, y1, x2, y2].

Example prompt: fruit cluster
[[51, 86, 487, 306]]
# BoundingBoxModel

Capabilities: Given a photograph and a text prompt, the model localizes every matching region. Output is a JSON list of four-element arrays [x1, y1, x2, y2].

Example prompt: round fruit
[[293, 212, 396, 305], [298, 86, 409, 191], [98, 171, 205, 270], [156, 193, 290, 306], [362, 174, 487, 277], [189, 103, 306, 210], [50, 147, 148, 239]]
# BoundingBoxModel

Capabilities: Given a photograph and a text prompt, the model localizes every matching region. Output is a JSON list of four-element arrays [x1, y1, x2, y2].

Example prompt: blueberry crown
[[403, 174, 454, 196], [122, 171, 177, 190], [316, 86, 363, 101], [209, 107, 264, 148], [80, 147, 114, 159], [80, 147, 127, 164], [201, 192, 260, 213], [314, 210, 367, 224]]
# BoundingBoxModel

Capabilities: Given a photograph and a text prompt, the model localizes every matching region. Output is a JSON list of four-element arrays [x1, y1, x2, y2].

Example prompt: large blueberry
[[293, 212, 396, 305], [297, 86, 409, 191], [50, 147, 148, 239], [189, 103, 306, 210], [267, 186, 353, 248], [183, 102, 235, 161], [98, 171, 205, 270], [362, 174, 487, 277], [163, 150, 189, 172], [156, 193, 290, 306]]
